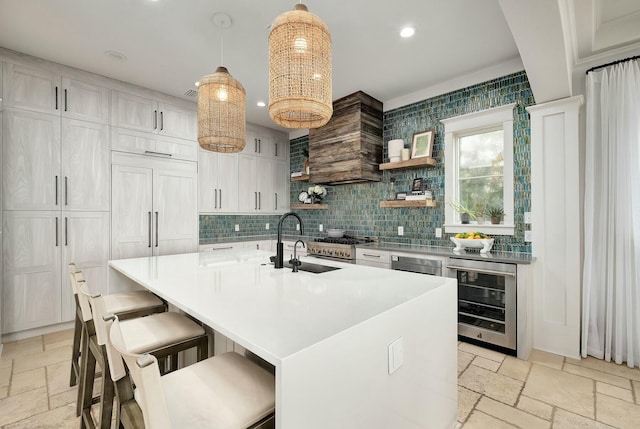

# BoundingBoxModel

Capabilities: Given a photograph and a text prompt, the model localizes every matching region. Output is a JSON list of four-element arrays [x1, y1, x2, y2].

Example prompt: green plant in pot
[[450, 199, 476, 224], [488, 206, 504, 224], [473, 198, 488, 225]]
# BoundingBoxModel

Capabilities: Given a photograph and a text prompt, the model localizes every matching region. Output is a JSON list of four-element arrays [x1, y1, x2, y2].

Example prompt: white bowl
[[450, 237, 494, 254], [327, 229, 346, 238]]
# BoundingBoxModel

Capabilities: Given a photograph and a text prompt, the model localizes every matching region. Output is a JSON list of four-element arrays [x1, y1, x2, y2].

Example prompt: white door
[[111, 91, 156, 132], [61, 211, 110, 321], [157, 102, 197, 140], [61, 119, 110, 211], [3, 109, 61, 210], [216, 152, 238, 213], [3, 62, 60, 114], [256, 158, 273, 212], [153, 166, 197, 255], [238, 155, 257, 212], [61, 77, 110, 124], [111, 164, 153, 260], [2, 211, 61, 333]]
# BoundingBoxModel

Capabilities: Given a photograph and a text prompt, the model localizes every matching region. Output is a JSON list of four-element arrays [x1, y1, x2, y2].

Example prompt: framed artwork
[[411, 178, 424, 192], [411, 129, 435, 159]]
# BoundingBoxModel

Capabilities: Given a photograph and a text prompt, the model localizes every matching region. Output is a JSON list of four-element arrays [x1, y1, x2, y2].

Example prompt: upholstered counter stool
[[74, 272, 209, 429], [107, 315, 275, 429], [68, 263, 166, 389]]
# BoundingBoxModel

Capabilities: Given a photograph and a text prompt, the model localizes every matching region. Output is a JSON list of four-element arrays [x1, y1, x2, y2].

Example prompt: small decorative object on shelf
[[411, 129, 435, 159], [487, 206, 504, 224], [307, 185, 327, 204], [450, 197, 476, 224]]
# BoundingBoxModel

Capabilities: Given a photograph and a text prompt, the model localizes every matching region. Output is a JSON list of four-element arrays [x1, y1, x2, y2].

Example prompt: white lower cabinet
[[356, 248, 391, 269], [2, 210, 109, 333], [111, 153, 198, 260]]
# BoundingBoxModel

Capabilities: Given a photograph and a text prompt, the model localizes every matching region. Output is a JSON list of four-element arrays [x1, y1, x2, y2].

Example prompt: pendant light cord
[[220, 27, 224, 66]]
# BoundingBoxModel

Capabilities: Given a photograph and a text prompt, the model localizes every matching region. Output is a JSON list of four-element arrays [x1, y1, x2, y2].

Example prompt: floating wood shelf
[[291, 203, 329, 210], [379, 157, 437, 170], [379, 200, 437, 208], [290, 174, 310, 182]]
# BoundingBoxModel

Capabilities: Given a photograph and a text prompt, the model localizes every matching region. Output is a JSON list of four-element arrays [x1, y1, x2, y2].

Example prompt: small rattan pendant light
[[268, 3, 332, 129], [198, 13, 246, 153]]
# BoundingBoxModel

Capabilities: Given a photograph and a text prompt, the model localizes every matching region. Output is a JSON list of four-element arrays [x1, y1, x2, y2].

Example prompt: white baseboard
[[1, 321, 75, 344]]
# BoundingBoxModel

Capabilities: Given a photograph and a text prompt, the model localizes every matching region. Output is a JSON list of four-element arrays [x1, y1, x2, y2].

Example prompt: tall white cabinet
[[2, 60, 112, 333]]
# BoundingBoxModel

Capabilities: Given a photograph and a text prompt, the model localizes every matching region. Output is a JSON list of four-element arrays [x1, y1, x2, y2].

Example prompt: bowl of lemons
[[450, 232, 494, 254]]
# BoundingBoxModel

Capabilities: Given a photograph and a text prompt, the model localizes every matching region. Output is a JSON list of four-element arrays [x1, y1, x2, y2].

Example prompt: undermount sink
[[285, 260, 342, 274]]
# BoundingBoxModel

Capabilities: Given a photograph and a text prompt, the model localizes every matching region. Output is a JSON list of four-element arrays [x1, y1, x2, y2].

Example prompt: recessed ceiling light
[[195, 81, 200, 87], [257, 101, 266, 107], [104, 50, 127, 62], [400, 27, 415, 38]]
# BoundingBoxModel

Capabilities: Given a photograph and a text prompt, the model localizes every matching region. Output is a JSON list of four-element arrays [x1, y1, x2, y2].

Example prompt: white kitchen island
[[108, 249, 458, 429]]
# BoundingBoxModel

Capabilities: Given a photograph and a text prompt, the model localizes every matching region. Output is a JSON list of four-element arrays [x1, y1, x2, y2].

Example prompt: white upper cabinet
[[61, 119, 110, 211], [198, 149, 238, 213], [241, 129, 288, 160], [272, 159, 290, 213], [3, 62, 58, 114], [111, 127, 197, 161], [111, 90, 196, 140], [2, 109, 61, 210], [61, 77, 110, 124], [3, 63, 110, 123]]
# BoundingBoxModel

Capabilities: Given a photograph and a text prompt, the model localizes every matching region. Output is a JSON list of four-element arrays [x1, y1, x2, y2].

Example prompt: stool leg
[[70, 307, 83, 387], [76, 323, 91, 417], [98, 346, 115, 429], [79, 339, 97, 429], [197, 336, 209, 362]]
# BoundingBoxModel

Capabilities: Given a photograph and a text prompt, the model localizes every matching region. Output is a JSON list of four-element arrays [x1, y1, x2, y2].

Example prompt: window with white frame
[[442, 103, 516, 235]]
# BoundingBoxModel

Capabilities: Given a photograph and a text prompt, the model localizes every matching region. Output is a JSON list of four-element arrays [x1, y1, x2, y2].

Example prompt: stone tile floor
[[1, 330, 639, 428]]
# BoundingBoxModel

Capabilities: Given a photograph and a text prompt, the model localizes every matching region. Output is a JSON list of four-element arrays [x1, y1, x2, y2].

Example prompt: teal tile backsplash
[[200, 71, 534, 253]]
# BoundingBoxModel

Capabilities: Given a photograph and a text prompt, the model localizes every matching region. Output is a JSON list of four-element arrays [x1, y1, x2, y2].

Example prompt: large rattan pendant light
[[198, 12, 246, 153], [268, 3, 332, 129]]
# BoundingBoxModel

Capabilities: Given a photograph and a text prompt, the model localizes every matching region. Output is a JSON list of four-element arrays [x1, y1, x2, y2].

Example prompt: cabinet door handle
[[275, 193, 278, 210], [446, 265, 517, 277], [154, 110, 158, 130], [275, 143, 278, 157], [254, 192, 257, 210], [55, 86, 59, 110], [143, 150, 172, 157], [254, 138, 258, 153], [258, 192, 261, 210], [65, 217, 68, 246], [219, 189, 222, 209], [55, 176, 58, 205], [362, 253, 381, 258], [160, 111, 164, 131], [55, 217, 59, 246], [155, 212, 159, 248], [258, 138, 261, 153], [214, 189, 218, 209], [148, 212, 152, 248], [64, 176, 68, 206], [64, 89, 68, 112]]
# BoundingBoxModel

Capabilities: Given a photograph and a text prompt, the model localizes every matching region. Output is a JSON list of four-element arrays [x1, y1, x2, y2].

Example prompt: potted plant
[[488, 206, 504, 224], [473, 198, 488, 225], [450, 198, 476, 224], [308, 185, 327, 204]]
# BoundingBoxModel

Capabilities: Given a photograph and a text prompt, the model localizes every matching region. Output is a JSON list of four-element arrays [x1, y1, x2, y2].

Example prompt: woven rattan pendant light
[[268, 3, 332, 129], [198, 13, 246, 152]]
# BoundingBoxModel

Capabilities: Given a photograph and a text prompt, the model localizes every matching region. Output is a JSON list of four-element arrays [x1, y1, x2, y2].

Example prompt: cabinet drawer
[[112, 127, 197, 161], [356, 248, 390, 264]]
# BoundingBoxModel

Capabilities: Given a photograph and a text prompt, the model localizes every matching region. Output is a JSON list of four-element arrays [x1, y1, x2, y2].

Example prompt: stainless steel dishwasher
[[391, 254, 442, 276]]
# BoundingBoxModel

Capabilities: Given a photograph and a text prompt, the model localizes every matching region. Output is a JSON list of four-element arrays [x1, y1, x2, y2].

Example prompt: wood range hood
[[308, 91, 383, 185]]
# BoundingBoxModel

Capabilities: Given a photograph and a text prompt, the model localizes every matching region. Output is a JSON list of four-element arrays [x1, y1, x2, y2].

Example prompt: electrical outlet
[[319, 224, 323, 232], [524, 230, 532, 242], [296, 223, 300, 231], [234, 224, 240, 232], [398, 226, 404, 236], [265, 223, 269, 230], [524, 212, 532, 224], [435, 228, 442, 238]]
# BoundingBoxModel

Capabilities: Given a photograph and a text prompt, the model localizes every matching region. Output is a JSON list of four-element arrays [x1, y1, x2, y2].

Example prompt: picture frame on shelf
[[411, 177, 424, 192], [411, 129, 434, 159]]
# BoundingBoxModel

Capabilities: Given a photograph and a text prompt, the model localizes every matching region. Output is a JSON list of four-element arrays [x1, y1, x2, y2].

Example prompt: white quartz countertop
[[109, 249, 454, 366]]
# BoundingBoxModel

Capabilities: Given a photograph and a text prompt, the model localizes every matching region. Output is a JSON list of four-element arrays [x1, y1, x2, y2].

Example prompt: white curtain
[[582, 59, 640, 368]]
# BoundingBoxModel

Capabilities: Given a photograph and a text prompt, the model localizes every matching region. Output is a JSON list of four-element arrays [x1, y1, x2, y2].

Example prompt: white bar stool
[[75, 271, 208, 429], [107, 314, 275, 429]]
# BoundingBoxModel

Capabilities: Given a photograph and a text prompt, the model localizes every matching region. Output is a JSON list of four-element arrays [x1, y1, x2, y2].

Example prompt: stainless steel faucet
[[275, 211, 303, 269]]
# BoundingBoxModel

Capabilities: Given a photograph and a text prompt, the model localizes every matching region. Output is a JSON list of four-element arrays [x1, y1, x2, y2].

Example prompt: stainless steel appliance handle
[[155, 212, 159, 247], [446, 265, 516, 277], [148, 212, 152, 247], [144, 150, 172, 157]]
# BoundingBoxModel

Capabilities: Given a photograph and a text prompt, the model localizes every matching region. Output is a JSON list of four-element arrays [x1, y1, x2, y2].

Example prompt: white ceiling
[[0, 0, 520, 131], [1, 0, 639, 132]]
